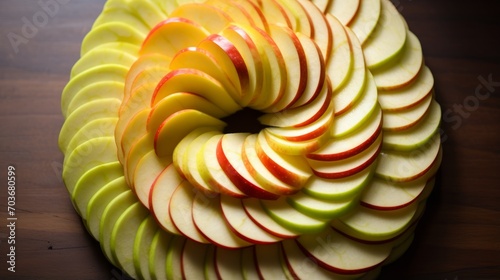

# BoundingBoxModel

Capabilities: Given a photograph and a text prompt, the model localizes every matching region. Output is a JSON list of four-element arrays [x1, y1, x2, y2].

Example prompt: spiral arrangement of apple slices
[[59, 0, 442, 278]]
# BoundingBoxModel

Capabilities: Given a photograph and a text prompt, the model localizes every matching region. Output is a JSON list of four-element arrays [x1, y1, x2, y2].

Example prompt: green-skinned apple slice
[[383, 100, 441, 151], [214, 246, 244, 279], [309, 107, 382, 161], [302, 163, 374, 201], [99, 190, 137, 266], [255, 243, 292, 280], [93, 7, 150, 35], [62, 136, 117, 194], [181, 239, 210, 279], [66, 118, 117, 155], [110, 202, 149, 279], [372, 31, 423, 90], [133, 150, 170, 209], [193, 193, 252, 248], [149, 163, 183, 235], [243, 198, 299, 238], [67, 81, 124, 115], [263, 126, 331, 156], [81, 21, 146, 56], [72, 161, 123, 218], [308, 132, 382, 179], [86, 177, 129, 240], [348, 0, 381, 44], [377, 66, 434, 111], [382, 92, 432, 131], [261, 197, 327, 233], [327, 0, 360, 25], [296, 227, 391, 275], [362, 0, 407, 69], [71, 48, 137, 78], [169, 181, 210, 244], [164, 234, 182, 280], [99, 0, 166, 29], [61, 64, 127, 117], [287, 191, 356, 220], [325, 14, 353, 91], [133, 216, 158, 280], [220, 194, 282, 244]]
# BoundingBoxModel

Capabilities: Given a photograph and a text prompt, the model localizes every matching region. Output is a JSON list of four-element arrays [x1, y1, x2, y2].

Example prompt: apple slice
[[377, 66, 434, 111], [151, 68, 242, 113], [66, 117, 118, 155], [231, 0, 269, 30], [241, 246, 260, 280], [66, 81, 124, 115], [99, 190, 137, 267], [140, 17, 209, 56], [348, 0, 381, 44], [203, 245, 218, 280], [169, 2, 231, 34], [371, 31, 424, 90], [72, 161, 123, 219], [383, 100, 441, 151], [214, 246, 244, 279], [181, 239, 210, 279], [310, 0, 329, 12], [193, 193, 252, 248], [302, 163, 374, 201], [110, 202, 149, 279], [169, 181, 210, 244], [217, 133, 280, 200], [255, 131, 312, 188], [275, 0, 312, 36], [325, 14, 352, 91], [242, 198, 299, 238], [81, 21, 146, 55], [382, 92, 432, 131], [149, 163, 183, 235], [297, 0, 333, 59], [85, 176, 129, 240], [263, 128, 331, 156], [165, 235, 185, 280], [376, 133, 441, 182], [154, 109, 226, 157], [133, 216, 158, 280], [326, 0, 360, 25], [260, 197, 327, 233], [331, 71, 379, 138], [296, 227, 391, 275], [71, 47, 137, 78], [101, 0, 166, 29], [93, 6, 150, 35], [173, 127, 217, 178], [123, 134, 152, 186], [253, 0, 294, 29], [220, 194, 283, 244], [146, 231, 172, 280], [308, 107, 382, 161], [308, 133, 382, 180], [255, 243, 292, 279], [120, 109, 149, 163], [133, 150, 170, 209], [242, 134, 299, 196], [62, 136, 118, 194], [362, 0, 407, 69], [287, 191, 356, 220], [197, 134, 247, 198]]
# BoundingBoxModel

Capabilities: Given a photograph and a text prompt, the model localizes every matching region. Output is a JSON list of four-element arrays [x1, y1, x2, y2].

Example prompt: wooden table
[[0, 0, 499, 279]]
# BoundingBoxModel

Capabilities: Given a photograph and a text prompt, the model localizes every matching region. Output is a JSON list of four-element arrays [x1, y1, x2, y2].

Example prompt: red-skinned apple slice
[[376, 133, 441, 182], [149, 163, 183, 235], [383, 92, 432, 131], [220, 194, 282, 244], [327, 0, 360, 26], [133, 150, 170, 209], [154, 109, 226, 157], [169, 2, 232, 34], [254, 243, 292, 279], [242, 198, 299, 239], [140, 17, 209, 56], [253, 0, 294, 29], [372, 31, 424, 90], [308, 107, 382, 161], [263, 130, 331, 156], [296, 227, 391, 275], [124, 53, 171, 102], [308, 132, 382, 179], [297, 0, 332, 59], [231, 0, 269, 30], [217, 133, 280, 200], [242, 134, 299, 195], [181, 239, 210, 280], [362, 0, 407, 69], [214, 246, 244, 279], [377, 66, 434, 112], [325, 14, 352, 91], [193, 193, 252, 249], [241, 246, 260, 280], [255, 131, 312, 188], [206, 0, 256, 28], [348, 0, 381, 44], [276, 0, 312, 36], [169, 181, 210, 244]]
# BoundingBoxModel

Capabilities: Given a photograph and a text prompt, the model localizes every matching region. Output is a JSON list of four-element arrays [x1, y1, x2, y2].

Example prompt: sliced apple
[[255, 243, 292, 279], [81, 21, 146, 56], [181, 239, 210, 279], [287, 191, 356, 220], [102, 0, 167, 29], [93, 5, 151, 35], [275, 0, 312, 36], [169, 2, 231, 34], [123, 134, 152, 186], [297, 0, 333, 59], [325, 14, 352, 91], [140, 17, 209, 56], [120, 109, 149, 163], [66, 118, 118, 155], [263, 128, 331, 156], [242, 198, 299, 238], [382, 92, 432, 131], [173, 127, 216, 178], [66, 81, 124, 115], [165, 235, 185, 280], [133, 216, 158, 280], [253, 0, 294, 29], [241, 246, 260, 280], [214, 246, 244, 279], [71, 47, 137, 78], [326, 0, 360, 26], [133, 150, 170, 209], [348, 0, 381, 44]]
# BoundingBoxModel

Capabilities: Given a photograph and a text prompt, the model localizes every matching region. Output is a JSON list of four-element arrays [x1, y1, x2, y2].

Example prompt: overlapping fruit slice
[[59, 0, 442, 279]]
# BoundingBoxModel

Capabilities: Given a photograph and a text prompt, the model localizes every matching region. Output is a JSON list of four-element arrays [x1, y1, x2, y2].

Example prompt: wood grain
[[0, 0, 499, 279]]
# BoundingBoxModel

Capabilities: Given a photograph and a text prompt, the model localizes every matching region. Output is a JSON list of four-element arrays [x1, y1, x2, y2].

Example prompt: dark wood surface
[[0, 0, 499, 279]]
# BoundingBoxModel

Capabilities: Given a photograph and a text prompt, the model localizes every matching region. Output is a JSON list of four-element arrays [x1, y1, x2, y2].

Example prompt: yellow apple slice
[[231, 0, 269, 30], [297, 0, 333, 59], [264, 130, 331, 156], [276, 0, 312, 36], [362, 0, 407, 69], [71, 47, 137, 78], [325, 14, 353, 91], [149, 163, 183, 235], [382, 92, 432, 131], [99, 0, 167, 29], [140, 17, 209, 56], [154, 109, 226, 157], [173, 127, 216, 178], [133, 150, 171, 209], [123, 134, 153, 187], [372, 31, 423, 90], [205, 0, 257, 28], [242, 198, 299, 238], [66, 81, 124, 115], [169, 2, 231, 34], [120, 108, 149, 163], [93, 7, 150, 34], [327, 0, 360, 25], [81, 21, 146, 56], [253, 0, 294, 29], [348, 0, 381, 44]]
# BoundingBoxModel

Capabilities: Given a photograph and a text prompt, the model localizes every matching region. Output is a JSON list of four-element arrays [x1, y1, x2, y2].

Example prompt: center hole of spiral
[[221, 108, 269, 134]]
